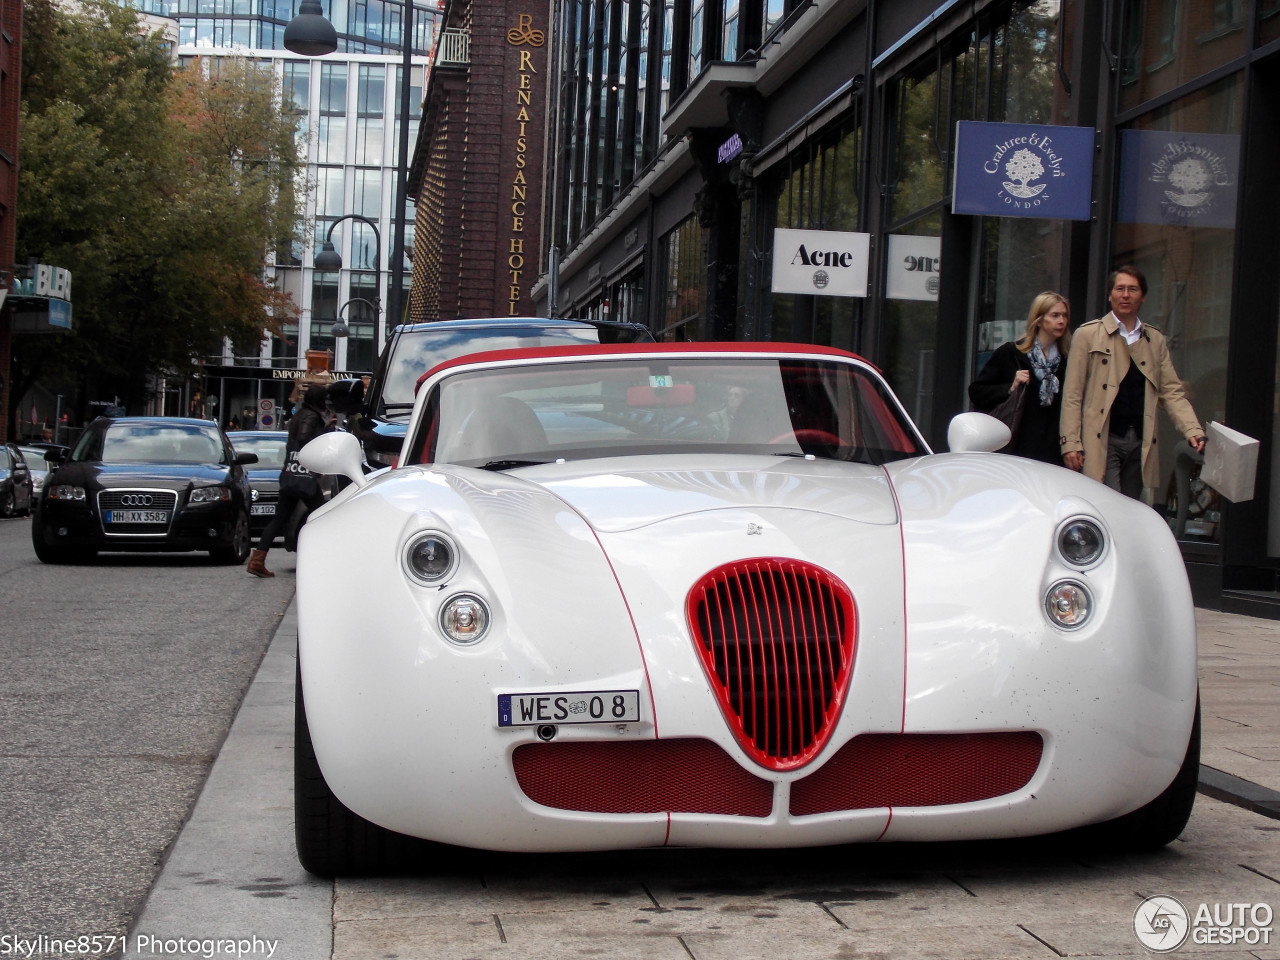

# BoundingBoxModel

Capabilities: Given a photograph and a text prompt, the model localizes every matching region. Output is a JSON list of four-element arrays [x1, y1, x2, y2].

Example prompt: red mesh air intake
[[687, 558, 857, 771], [789, 732, 1044, 816], [512, 738, 773, 817]]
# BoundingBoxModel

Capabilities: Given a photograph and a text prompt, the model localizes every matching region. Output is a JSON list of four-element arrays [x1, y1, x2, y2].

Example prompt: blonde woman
[[968, 291, 1071, 465]]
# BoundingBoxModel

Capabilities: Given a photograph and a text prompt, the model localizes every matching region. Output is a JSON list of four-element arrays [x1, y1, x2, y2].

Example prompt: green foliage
[[14, 0, 305, 417]]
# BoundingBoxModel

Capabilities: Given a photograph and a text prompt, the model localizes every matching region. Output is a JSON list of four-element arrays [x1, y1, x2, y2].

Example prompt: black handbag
[[988, 381, 1027, 451]]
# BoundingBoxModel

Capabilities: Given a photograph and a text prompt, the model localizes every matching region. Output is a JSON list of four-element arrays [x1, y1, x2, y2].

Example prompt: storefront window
[[1112, 74, 1242, 542], [764, 118, 862, 349], [882, 212, 941, 434], [1261, 0, 1280, 46], [657, 216, 708, 340], [1119, 0, 1246, 113]]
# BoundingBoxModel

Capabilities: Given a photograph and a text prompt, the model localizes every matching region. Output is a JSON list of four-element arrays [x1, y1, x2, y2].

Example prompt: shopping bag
[[1199, 421, 1259, 502]]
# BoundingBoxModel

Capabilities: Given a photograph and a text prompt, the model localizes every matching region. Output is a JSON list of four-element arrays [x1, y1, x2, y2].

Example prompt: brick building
[[0, 0, 21, 441], [407, 0, 550, 320]]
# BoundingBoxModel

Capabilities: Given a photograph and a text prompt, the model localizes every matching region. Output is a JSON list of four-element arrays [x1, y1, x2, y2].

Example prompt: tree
[[12, 0, 305, 428]]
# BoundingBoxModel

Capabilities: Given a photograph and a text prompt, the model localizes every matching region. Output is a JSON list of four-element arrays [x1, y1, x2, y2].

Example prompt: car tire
[[295, 660, 444, 876], [211, 511, 251, 564], [1, 488, 14, 518], [30, 509, 70, 563], [1088, 694, 1201, 850]]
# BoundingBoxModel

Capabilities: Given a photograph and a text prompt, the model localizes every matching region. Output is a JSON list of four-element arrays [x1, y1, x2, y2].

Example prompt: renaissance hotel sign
[[771, 228, 871, 297], [501, 12, 547, 316], [952, 121, 1095, 220]]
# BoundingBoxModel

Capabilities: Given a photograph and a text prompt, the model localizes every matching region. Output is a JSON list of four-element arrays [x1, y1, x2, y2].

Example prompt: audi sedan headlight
[[189, 485, 231, 503], [48, 485, 86, 500]]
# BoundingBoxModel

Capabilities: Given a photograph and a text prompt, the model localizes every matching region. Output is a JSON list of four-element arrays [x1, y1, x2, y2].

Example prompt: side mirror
[[44, 447, 67, 466], [947, 412, 1011, 453], [234, 451, 259, 466], [298, 431, 368, 489], [327, 378, 366, 414]]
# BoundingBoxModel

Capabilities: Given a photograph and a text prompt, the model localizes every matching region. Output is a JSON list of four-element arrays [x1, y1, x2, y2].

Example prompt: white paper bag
[[1199, 421, 1260, 502]]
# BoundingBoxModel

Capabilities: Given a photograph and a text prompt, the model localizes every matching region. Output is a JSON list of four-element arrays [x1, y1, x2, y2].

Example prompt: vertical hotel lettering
[[506, 14, 544, 315]]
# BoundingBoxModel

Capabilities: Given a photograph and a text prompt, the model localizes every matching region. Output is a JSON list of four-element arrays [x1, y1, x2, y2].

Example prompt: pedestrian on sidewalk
[[247, 384, 331, 578], [1060, 265, 1205, 498]]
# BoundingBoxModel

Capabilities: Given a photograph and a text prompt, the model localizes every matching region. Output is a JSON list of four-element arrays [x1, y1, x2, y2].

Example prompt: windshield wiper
[[477, 459, 550, 471]]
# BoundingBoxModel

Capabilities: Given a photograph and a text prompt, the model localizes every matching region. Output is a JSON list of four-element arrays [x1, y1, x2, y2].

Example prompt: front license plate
[[105, 510, 169, 524], [498, 690, 640, 727], [251, 504, 275, 516]]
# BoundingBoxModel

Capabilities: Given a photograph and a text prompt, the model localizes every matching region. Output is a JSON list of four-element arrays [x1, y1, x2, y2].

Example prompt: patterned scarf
[[1028, 340, 1061, 407]]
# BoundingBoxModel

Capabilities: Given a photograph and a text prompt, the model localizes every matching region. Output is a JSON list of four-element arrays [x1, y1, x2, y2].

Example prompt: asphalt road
[[0, 515, 295, 952]]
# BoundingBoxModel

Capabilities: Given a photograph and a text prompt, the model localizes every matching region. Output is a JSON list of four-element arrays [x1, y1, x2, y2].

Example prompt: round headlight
[[1058, 518, 1105, 566], [404, 532, 458, 584], [1044, 579, 1092, 629], [439, 594, 490, 644]]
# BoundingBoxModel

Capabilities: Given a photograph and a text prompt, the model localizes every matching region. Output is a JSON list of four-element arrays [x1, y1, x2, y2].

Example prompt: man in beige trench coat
[[1060, 265, 1206, 498]]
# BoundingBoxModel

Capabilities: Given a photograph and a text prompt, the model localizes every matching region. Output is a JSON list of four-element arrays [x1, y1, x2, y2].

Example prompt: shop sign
[[718, 133, 743, 164], [885, 235, 940, 301], [771, 228, 870, 297], [1117, 130, 1238, 228], [952, 121, 1094, 220]]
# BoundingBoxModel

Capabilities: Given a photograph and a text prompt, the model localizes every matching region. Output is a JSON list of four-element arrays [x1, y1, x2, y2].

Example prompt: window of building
[[1119, 0, 1246, 113], [656, 215, 708, 340], [1112, 74, 1242, 541], [762, 116, 862, 351]]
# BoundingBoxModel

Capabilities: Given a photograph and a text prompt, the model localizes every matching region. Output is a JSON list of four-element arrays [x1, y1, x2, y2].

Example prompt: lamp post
[[328, 296, 379, 339], [313, 213, 381, 340], [286, 0, 416, 334]]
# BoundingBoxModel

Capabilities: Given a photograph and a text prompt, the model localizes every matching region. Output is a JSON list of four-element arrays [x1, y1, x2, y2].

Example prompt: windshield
[[228, 434, 287, 469], [381, 326, 605, 412], [408, 357, 923, 468], [75, 422, 227, 465]]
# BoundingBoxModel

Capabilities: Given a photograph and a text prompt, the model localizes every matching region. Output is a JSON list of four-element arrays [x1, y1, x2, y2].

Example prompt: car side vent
[[687, 558, 856, 771]]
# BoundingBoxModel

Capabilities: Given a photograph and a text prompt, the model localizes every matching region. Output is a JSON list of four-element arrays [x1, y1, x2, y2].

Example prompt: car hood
[[512, 455, 899, 532], [59, 462, 235, 486]]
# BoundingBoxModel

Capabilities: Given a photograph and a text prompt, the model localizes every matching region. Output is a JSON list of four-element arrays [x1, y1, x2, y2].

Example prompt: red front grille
[[789, 732, 1043, 816], [512, 738, 773, 817], [686, 558, 857, 771]]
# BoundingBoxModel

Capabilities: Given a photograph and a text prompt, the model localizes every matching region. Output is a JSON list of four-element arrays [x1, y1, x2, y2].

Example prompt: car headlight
[[404, 531, 458, 584], [1044, 579, 1092, 629], [1057, 517, 1105, 566], [48, 485, 86, 501], [439, 594, 490, 644], [189, 485, 231, 503]]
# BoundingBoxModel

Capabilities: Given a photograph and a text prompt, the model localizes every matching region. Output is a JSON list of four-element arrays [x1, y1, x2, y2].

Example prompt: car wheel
[[31, 512, 71, 564], [1089, 694, 1201, 850], [294, 660, 444, 876], [1, 488, 14, 518], [211, 511, 251, 564]]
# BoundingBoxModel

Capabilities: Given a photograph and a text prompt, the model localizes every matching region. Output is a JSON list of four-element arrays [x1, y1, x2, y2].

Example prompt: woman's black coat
[[967, 340, 1066, 466]]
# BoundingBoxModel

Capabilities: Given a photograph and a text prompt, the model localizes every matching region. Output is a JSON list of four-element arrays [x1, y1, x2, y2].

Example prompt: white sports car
[[294, 342, 1199, 876]]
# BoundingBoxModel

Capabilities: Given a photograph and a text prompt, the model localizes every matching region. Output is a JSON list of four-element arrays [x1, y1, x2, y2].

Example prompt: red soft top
[[414, 340, 877, 394]]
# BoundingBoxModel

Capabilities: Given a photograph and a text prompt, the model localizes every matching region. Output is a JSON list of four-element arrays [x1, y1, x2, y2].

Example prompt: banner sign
[[885, 235, 941, 301], [1117, 130, 1239, 228], [771, 228, 870, 297], [952, 121, 1095, 220]]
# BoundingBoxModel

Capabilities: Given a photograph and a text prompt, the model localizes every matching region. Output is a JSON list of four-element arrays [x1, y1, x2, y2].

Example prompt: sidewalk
[[123, 603, 1280, 960], [1194, 606, 1280, 816]]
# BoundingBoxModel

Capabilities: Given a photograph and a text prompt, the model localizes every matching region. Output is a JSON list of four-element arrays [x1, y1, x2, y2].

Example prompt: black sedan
[[225, 430, 288, 540], [1, 442, 35, 518], [31, 417, 256, 564]]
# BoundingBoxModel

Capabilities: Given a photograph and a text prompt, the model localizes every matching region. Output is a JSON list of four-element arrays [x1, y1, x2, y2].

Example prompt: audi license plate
[[105, 509, 169, 524], [498, 690, 640, 727], [251, 504, 275, 516]]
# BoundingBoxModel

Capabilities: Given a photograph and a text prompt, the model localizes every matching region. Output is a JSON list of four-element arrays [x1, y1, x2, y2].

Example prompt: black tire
[[294, 660, 442, 876], [1090, 694, 1201, 850], [30, 511, 71, 564], [1, 488, 14, 518], [211, 511, 251, 564]]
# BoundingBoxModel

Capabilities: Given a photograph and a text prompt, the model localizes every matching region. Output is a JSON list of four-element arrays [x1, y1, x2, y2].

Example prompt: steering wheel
[[771, 429, 842, 446]]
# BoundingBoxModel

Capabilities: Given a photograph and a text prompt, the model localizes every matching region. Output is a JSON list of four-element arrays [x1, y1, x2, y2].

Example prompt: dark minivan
[[338, 316, 653, 467]]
